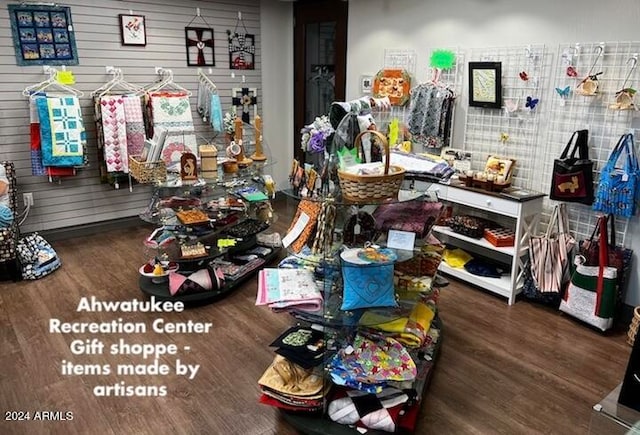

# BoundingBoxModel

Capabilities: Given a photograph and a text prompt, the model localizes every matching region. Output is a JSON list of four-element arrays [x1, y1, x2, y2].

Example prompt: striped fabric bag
[[529, 204, 576, 294]]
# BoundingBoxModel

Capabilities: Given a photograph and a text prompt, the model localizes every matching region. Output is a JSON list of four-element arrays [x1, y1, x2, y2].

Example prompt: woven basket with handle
[[338, 130, 405, 204]]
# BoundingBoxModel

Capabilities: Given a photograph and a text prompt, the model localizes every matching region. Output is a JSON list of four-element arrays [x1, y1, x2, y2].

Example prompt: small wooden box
[[199, 144, 218, 180], [484, 227, 515, 247]]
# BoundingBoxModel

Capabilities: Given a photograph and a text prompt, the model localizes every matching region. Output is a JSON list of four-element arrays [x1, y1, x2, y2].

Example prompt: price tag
[[386, 229, 415, 251], [56, 70, 76, 85]]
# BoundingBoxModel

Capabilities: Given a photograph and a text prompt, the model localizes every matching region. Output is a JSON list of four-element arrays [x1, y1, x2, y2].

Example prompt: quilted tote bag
[[560, 216, 617, 331], [549, 129, 594, 205], [593, 133, 639, 218], [528, 203, 576, 295]]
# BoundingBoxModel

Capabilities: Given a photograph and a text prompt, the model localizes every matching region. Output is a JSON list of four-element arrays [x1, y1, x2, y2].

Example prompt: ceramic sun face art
[[373, 69, 411, 106]]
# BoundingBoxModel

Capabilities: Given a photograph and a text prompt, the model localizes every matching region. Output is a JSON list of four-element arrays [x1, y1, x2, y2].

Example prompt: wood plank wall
[[0, 0, 261, 233]]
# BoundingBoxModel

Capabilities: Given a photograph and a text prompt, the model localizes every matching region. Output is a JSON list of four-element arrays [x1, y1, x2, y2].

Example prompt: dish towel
[[100, 95, 128, 173], [150, 92, 197, 165], [36, 95, 85, 167], [210, 94, 223, 132], [123, 95, 145, 157]]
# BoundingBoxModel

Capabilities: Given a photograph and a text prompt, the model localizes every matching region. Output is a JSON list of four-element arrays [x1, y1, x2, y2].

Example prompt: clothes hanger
[[146, 69, 192, 96], [23, 67, 84, 99], [92, 68, 145, 98]]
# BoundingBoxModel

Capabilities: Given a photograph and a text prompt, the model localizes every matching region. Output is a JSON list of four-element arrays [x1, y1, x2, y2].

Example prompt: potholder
[[286, 199, 322, 253]]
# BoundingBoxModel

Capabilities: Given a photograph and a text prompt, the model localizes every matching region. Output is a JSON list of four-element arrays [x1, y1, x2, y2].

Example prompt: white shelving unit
[[411, 180, 544, 305]]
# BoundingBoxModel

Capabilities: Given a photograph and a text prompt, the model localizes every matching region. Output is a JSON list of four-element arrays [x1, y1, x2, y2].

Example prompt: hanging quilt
[[8, 4, 79, 66], [36, 95, 85, 167], [150, 92, 197, 165], [29, 96, 46, 176], [100, 96, 128, 173], [123, 95, 145, 157]]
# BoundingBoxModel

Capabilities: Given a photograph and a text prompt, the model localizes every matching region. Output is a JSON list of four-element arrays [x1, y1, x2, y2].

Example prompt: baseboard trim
[[38, 217, 146, 242]]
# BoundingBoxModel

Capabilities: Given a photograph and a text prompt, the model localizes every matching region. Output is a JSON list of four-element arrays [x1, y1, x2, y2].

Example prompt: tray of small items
[[176, 208, 211, 225]]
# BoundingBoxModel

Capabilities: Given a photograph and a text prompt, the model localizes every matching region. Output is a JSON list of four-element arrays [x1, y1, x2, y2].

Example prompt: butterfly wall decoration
[[567, 66, 578, 77], [503, 98, 519, 115], [525, 96, 539, 110], [519, 71, 529, 81], [555, 86, 571, 98]]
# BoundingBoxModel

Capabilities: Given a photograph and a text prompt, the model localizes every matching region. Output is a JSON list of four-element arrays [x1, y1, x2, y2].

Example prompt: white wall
[[260, 0, 293, 189], [339, 0, 640, 306]]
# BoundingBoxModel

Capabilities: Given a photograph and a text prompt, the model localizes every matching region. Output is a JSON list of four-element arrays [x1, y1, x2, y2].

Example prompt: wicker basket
[[627, 306, 640, 346], [129, 155, 166, 184], [338, 130, 405, 204]]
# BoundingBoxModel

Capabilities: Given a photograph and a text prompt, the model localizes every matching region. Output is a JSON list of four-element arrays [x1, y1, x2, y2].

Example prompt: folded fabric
[[168, 266, 224, 296], [359, 300, 435, 348], [256, 268, 323, 312], [442, 248, 473, 268], [328, 387, 409, 432], [463, 258, 505, 278], [258, 355, 324, 397], [373, 201, 443, 238]]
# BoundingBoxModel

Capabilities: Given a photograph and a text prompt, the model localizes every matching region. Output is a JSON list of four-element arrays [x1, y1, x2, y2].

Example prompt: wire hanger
[[618, 55, 638, 91], [186, 7, 212, 28], [23, 67, 84, 99], [91, 67, 144, 98], [146, 68, 192, 96]]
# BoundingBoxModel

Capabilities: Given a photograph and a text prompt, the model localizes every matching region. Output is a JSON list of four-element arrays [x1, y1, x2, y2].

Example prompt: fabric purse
[[559, 216, 617, 331], [593, 133, 639, 217], [579, 214, 633, 301], [168, 266, 223, 296], [549, 129, 594, 205], [528, 203, 576, 294], [16, 233, 61, 280]]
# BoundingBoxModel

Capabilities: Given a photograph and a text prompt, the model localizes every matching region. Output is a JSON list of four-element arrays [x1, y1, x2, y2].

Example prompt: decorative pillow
[[340, 248, 397, 311], [168, 266, 224, 296]]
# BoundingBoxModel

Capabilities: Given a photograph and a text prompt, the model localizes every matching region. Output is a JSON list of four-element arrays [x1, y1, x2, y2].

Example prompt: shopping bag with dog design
[[550, 129, 594, 205]]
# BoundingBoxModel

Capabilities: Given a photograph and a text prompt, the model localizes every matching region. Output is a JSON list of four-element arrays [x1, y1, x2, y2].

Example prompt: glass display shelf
[[279, 316, 443, 435], [590, 383, 640, 434], [281, 187, 424, 207]]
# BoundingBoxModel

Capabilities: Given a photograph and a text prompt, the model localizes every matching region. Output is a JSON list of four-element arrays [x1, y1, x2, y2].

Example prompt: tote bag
[[593, 133, 639, 218], [560, 216, 617, 331], [528, 203, 575, 294], [549, 129, 595, 205]]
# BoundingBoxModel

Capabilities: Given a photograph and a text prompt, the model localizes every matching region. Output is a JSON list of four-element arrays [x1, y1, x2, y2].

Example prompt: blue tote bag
[[593, 133, 639, 218]]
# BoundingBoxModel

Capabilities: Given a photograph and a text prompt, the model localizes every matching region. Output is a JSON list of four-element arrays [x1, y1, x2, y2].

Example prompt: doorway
[[293, 0, 348, 163]]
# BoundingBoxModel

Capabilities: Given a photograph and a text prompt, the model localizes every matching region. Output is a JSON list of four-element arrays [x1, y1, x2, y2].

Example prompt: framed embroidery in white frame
[[119, 14, 146, 46], [468, 61, 502, 109]]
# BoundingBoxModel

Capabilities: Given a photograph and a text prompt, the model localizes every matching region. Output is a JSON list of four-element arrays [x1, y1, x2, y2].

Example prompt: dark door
[[293, 0, 348, 163]]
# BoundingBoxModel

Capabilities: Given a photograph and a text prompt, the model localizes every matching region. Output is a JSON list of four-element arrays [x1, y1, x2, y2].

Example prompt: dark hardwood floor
[[0, 200, 632, 435]]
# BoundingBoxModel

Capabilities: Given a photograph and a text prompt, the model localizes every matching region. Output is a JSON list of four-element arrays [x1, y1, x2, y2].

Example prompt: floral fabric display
[[300, 115, 334, 154]]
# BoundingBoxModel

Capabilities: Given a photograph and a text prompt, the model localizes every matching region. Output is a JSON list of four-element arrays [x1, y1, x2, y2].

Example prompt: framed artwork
[[231, 87, 257, 124], [8, 4, 79, 66], [185, 27, 215, 66], [119, 14, 146, 46], [468, 62, 502, 109], [227, 31, 255, 70]]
